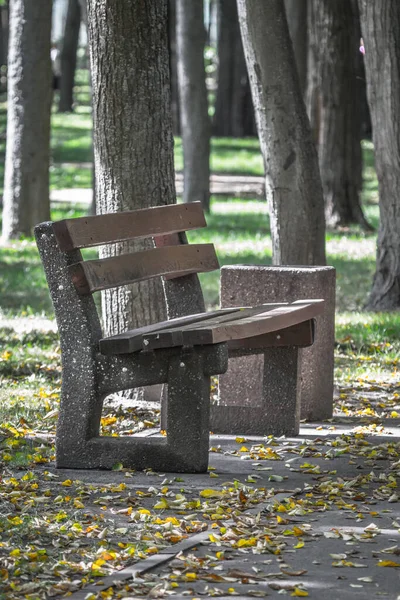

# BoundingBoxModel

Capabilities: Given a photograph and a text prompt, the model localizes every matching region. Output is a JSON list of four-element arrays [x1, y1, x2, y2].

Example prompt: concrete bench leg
[[211, 346, 301, 436], [212, 265, 335, 435]]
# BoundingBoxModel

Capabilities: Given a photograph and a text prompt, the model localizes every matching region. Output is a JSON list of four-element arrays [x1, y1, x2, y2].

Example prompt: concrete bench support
[[212, 265, 335, 435]]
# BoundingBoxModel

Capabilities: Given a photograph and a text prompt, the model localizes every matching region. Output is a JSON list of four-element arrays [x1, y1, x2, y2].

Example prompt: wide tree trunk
[[1, 0, 52, 241], [87, 0, 175, 343], [237, 0, 326, 265], [214, 0, 255, 137], [307, 0, 370, 230], [284, 0, 308, 95], [359, 0, 400, 310], [176, 0, 210, 210], [59, 0, 81, 113]]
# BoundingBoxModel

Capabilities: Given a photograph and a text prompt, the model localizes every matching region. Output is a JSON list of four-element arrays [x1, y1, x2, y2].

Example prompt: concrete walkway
[[54, 424, 400, 600], [50, 173, 265, 205]]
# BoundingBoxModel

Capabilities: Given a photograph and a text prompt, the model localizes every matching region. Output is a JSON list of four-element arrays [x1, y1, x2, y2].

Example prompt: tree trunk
[[237, 0, 326, 266], [1, 0, 52, 241], [214, 0, 255, 137], [307, 0, 370, 231], [359, 0, 400, 310], [176, 0, 210, 210], [87, 0, 173, 337], [59, 0, 81, 112], [168, 0, 180, 135], [0, 11, 4, 72], [284, 0, 308, 95], [77, 0, 96, 215]]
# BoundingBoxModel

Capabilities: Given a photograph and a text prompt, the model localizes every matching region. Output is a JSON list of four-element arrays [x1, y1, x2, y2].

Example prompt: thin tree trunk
[[86, 0, 172, 341], [0, 4, 9, 73], [0, 12, 4, 71], [214, 0, 255, 137], [59, 0, 81, 112], [77, 0, 96, 215], [359, 0, 400, 310], [284, 0, 308, 96], [307, 0, 370, 231], [168, 0, 180, 136], [2, 0, 52, 241], [177, 0, 210, 211], [237, 0, 326, 265]]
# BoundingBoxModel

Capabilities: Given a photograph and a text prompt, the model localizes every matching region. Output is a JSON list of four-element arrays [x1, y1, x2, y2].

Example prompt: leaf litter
[[1, 366, 400, 597]]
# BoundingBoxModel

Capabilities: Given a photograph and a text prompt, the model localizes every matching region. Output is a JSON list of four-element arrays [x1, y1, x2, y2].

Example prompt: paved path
[[48, 427, 400, 600], [50, 173, 265, 205]]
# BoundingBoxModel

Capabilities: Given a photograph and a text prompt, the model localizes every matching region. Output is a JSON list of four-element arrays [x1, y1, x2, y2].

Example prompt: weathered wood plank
[[141, 303, 291, 351], [99, 307, 239, 355], [227, 319, 315, 355], [69, 244, 219, 295], [142, 300, 324, 348], [53, 202, 207, 251]]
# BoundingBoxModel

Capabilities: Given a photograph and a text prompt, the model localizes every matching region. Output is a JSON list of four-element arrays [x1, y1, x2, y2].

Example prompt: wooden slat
[[141, 303, 291, 351], [69, 244, 219, 295], [227, 320, 315, 354], [99, 307, 240, 355], [52, 202, 207, 251], [142, 300, 324, 348]]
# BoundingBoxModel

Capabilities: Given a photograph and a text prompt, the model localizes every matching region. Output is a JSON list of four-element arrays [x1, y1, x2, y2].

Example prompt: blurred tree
[[59, 0, 81, 112], [177, 0, 210, 210], [284, 0, 307, 95], [359, 0, 400, 309], [307, 0, 370, 230], [213, 0, 255, 137], [237, 0, 326, 265], [2, 0, 52, 241]]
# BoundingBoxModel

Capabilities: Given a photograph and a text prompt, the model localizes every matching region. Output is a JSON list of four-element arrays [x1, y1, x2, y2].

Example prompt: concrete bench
[[35, 203, 324, 473]]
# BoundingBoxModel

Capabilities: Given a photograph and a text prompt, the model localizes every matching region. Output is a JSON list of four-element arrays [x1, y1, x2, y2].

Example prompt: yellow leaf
[[209, 472, 219, 478], [294, 541, 305, 549], [236, 537, 257, 547], [377, 560, 400, 567], [61, 479, 72, 487], [235, 437, 246, 443], [185, 572, 197, 580], [291, 588, 309, 597], [200, 489, 224, 498], [74, 499, 84, 509], [154, 498, 169, 509], [239, 446, 249, 452]]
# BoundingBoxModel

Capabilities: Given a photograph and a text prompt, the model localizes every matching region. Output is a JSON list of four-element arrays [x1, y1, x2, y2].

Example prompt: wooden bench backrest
[[52, 203, 219, 296]]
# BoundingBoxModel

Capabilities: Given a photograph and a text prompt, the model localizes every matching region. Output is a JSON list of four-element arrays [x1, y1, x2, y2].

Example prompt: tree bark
[[168, 0, 180, 136], [59, 0, 81, 113], [86, 0, 175, 343], [0, 10, 4, 71], [284, 0, 308, 96], [237, 0, 326, 266], [1, 0, 52, 241], [307, 0, 370, 230], [176, 0, 210, 210], [214, 0, 255, 137], [359, 0, 400, 310]]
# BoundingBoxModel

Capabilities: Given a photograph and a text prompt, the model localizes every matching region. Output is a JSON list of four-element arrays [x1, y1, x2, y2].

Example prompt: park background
[[1, 1, 400, 597]]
